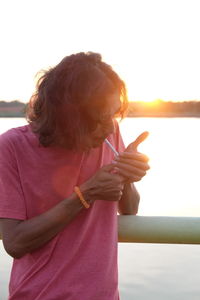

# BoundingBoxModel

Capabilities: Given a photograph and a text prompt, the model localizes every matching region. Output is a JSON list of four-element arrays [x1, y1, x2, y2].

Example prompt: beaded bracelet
[[74, 186, 90, 209]]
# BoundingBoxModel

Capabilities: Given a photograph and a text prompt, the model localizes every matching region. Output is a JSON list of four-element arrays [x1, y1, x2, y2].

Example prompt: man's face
[[84, 91, 121, 149]]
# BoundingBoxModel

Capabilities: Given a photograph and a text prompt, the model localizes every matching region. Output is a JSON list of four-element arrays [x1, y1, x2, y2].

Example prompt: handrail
[[1, 216, 200, 244], [118, 216, 200, 244]]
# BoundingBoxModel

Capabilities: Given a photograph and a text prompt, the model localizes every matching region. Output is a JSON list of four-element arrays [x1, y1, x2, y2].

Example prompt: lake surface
[[0, 117, 200, 299]]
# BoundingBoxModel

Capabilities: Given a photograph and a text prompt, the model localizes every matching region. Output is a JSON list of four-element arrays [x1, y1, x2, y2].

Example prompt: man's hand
[[113, 131, 150, 183], [81, 164, 124, 202]]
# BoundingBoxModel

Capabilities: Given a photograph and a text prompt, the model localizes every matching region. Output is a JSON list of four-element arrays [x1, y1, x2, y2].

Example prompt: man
[[0, 52, 149, 299]]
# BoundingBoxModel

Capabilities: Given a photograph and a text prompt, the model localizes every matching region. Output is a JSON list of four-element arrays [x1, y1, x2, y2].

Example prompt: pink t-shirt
[[0, 123, 125, 300]]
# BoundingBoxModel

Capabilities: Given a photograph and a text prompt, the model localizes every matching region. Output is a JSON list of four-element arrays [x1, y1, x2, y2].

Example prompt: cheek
[[90, 120, 115, 139], [90, 124, 103, 138]]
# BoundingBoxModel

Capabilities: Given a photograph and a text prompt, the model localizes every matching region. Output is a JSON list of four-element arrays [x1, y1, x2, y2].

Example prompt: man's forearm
[[118, 183, 140, 215], [1, 184, 94, 259]]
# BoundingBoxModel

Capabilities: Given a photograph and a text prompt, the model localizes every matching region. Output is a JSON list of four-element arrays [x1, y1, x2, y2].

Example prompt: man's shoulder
[[0, 125, 29, 148]]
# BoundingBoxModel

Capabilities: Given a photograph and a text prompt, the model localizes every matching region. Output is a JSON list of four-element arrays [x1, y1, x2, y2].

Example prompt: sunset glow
[[0, 0, 200, 103]]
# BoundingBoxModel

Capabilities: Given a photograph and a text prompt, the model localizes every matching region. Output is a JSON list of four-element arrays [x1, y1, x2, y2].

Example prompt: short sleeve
[[0, 131, 26, 220]]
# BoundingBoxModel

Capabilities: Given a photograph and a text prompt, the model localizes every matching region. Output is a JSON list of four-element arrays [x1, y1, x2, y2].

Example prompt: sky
[[0, 0, 200, 103]]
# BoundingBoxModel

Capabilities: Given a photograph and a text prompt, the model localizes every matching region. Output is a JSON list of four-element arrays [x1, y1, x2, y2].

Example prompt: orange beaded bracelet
[[74, 186, 90, 209]]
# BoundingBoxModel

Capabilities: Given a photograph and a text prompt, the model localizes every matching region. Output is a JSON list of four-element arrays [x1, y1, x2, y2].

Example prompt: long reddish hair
[[26, 52, 128, 149]]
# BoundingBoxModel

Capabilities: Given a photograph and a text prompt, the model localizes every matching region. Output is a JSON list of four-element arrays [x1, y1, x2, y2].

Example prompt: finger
[[114, 157, 150, 170], [113, 157, 150, 170], [113, 162, 147, 177], [114, 168, 143, 182], [110, 170, 125, 182], [126, 131, 149, 152], [117, 152, 149, 163]]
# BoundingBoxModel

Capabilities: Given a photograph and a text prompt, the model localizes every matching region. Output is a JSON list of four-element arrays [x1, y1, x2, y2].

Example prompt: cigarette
[[104, 138, 119, 156]]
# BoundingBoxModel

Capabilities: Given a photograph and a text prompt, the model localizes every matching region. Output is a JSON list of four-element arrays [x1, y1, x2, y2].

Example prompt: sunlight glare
[[119, 118, 200, 217]]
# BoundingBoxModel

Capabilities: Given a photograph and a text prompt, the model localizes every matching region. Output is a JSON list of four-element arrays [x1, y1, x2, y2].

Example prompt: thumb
[[126, 131, 149, 152]]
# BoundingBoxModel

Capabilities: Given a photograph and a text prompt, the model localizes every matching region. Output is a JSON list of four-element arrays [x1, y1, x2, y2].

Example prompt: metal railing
[[118, 216, 200, 244], [1, 216, 200, 244]]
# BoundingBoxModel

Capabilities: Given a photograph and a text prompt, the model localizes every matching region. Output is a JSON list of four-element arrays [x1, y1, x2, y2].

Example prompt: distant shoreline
[[1, 100, 200, 118], [127, 112, 200, 118], [1, 113, 200, 118]]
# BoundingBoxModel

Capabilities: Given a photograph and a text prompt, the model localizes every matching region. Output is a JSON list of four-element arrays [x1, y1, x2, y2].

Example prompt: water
[[0, 117, 200, 299]]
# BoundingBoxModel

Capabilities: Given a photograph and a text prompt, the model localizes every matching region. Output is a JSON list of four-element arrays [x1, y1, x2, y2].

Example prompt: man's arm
[[0, 190, 89, 259], [0, 164, 123, 259], [118, 183, 140, 215]]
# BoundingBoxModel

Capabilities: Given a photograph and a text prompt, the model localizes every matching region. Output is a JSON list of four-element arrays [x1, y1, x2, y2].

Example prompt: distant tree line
[[0, 100, 25, 107], [127, 100, 200, 117], [1, 99, 200, 117], [0, 100, 26, 117]]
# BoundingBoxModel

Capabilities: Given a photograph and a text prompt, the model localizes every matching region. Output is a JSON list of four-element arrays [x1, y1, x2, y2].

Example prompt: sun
[[128, 98, 164, 104]]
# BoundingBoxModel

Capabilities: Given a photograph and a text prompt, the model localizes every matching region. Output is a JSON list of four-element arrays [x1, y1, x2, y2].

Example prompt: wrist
[[79, 183, 96, 205]]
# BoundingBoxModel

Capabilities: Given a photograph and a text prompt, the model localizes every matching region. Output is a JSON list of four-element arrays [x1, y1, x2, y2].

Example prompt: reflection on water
[[119, 243, 200, 300], [1, 117, 200, 300]]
